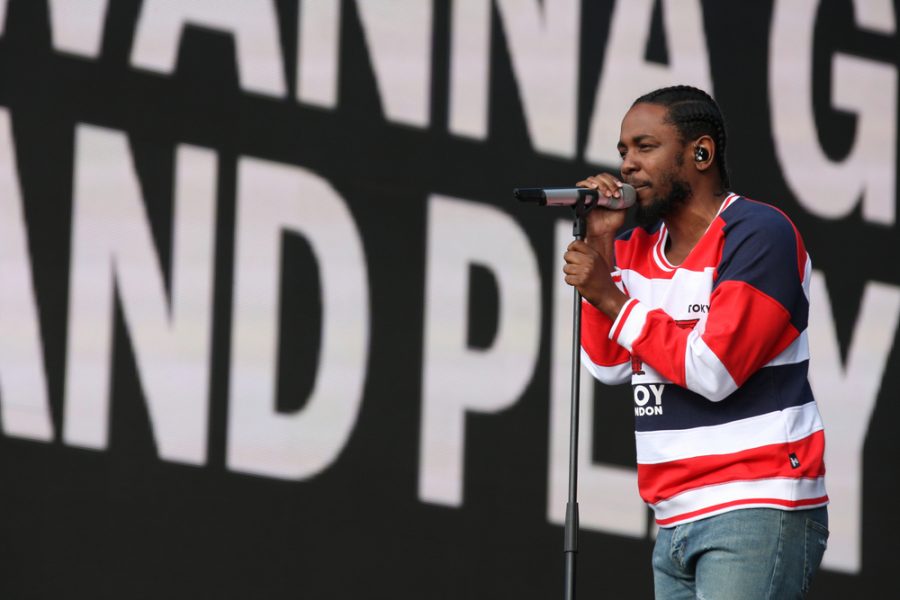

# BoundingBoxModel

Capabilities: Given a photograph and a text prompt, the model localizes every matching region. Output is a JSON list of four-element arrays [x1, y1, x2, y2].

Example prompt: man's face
[[617, 103, 692, 227]]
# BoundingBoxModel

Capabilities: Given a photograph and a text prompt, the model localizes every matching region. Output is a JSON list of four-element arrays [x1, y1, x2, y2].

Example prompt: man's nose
[[620, 154, 637, 177]]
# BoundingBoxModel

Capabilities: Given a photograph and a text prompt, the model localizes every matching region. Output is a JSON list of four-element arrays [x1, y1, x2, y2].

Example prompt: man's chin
[[635, 198, 668, 227], [635, 179, 692, 227]]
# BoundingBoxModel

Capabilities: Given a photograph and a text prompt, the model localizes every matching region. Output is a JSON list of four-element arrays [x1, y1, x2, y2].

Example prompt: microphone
[[514, 183, 636, 210]]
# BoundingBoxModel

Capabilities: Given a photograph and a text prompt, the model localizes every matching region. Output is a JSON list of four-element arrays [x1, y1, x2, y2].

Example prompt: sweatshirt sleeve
[[608, 208, 810, 401], [581, 272, 633, 385]]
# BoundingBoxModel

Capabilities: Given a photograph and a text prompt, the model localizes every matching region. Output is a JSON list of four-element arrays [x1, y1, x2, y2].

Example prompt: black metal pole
[[564, 202, 588, 600]]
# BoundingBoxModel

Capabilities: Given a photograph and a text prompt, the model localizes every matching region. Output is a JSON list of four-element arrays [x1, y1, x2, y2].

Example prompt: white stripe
[[651, 476, 827, 523], [620, 268, 715, 311], [717, 193, 739, 215], [684, 334, 738, 401], [764, 329, 810, 367], [612, 300, 649, 352], [635, 401, 824, 464], [652, 225, 675, 272], [608, 297, 638, 337], [657, 498, 829, 527], [801, 253, 812, 301], [581, 348, 631, 385]]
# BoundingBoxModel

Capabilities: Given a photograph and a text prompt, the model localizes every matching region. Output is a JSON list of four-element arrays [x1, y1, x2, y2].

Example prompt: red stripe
[[630, 279, 799, 389], [703, 280, 800, 386], [630, 309, 689, 387], [639, 430, 826, 504], [655, 495, 829, 526], [682, 217, 726, 272], [611, 299, 638, 342], [616, 229, 676, 279], [581, 301, 630, 366]]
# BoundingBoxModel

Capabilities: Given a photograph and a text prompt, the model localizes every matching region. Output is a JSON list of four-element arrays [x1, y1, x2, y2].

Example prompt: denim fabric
[[652, 507, 829, 599]]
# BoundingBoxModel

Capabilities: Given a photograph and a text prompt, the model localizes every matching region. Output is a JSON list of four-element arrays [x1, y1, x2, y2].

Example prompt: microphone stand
[[564, 195, 591, 600]]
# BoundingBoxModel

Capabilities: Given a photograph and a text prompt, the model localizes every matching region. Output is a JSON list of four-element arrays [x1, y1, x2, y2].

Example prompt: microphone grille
[[619, 183, 637, 208]]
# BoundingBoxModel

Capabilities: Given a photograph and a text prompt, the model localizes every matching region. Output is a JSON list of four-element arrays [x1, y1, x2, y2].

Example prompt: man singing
[[563, 85, 829, 599]]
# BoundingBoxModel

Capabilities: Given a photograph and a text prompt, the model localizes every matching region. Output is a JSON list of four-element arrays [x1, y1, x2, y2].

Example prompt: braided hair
[[633, 85, 730, 190]]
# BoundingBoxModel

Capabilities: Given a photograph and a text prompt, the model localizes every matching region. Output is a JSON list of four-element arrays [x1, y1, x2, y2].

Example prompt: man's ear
[[691, 136, 715, 172]]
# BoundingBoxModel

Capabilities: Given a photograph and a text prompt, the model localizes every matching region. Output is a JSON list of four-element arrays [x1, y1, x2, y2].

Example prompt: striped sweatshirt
[[581, 193, 828, 527]]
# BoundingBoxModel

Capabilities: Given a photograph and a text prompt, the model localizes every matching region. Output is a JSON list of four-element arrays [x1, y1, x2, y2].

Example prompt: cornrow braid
[[633, 85, 730, 190]]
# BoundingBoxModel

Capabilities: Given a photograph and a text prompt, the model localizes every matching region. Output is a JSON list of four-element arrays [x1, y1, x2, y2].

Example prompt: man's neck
[[663, 191, 728, 265]]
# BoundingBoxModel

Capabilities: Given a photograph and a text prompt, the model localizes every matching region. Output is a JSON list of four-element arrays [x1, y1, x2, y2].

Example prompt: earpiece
[[694, 146, 709, 162]]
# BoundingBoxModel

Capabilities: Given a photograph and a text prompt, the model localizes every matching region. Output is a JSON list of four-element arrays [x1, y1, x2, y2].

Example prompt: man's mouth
[[630, 183, 650, 204]]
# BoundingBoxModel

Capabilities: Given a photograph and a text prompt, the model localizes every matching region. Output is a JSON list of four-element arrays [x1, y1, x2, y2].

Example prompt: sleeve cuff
[[610, 269, 625, 293], [609, 298, 649, 352]]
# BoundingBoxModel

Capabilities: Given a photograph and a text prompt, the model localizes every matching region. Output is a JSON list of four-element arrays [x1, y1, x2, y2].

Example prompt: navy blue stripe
[[633, 361, 814, 432], [714, 199, 808, 333]]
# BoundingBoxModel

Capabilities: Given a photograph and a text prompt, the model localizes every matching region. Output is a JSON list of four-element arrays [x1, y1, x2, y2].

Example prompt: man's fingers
[[563, 251, 581, 266], [564, 250, 592, 268], [575, 174, 623, 198], [567, 240, 594, 254]]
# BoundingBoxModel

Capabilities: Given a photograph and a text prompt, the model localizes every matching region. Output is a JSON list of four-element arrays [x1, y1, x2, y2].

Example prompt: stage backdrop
[[0, 1, 897, 598]]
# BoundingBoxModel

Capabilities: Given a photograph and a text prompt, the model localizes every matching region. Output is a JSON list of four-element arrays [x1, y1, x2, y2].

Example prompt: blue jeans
[[652, 507, 829, 599]]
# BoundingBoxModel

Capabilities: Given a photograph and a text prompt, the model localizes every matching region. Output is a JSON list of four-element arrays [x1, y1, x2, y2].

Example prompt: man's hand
[[563, 240, 628, 319], [576, 173, 628, 264]]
